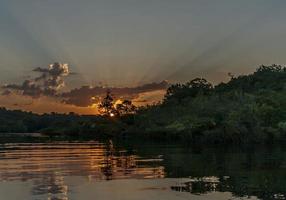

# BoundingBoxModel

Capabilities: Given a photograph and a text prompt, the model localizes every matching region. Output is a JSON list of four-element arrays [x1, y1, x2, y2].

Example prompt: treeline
[[0, 64, 285, 144], [128, 64, 286, 143], [0, 107, 127, 137]]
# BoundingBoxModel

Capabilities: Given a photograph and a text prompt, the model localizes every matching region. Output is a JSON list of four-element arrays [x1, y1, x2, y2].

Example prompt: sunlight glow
[[91, 103, 98, 108], [114, 99, 122, 105]]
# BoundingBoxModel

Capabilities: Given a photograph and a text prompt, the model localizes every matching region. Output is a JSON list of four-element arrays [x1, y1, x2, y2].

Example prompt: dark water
[[0, 140, 285, 200]]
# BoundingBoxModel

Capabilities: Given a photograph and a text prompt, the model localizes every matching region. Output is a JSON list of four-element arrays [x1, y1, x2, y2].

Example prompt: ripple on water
[[0, 142, 286, 200]]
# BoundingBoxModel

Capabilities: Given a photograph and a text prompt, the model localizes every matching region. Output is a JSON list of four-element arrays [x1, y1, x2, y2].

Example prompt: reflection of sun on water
[[0, 142, 165, 181], [0, 142, 165, 200]]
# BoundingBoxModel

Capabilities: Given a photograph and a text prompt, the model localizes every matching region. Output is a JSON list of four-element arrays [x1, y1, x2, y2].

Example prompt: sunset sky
[[1, 0, 286, 114]]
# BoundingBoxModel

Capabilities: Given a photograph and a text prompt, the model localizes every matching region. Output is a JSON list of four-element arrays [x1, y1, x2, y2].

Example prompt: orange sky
[[0, 90, 166, 114]]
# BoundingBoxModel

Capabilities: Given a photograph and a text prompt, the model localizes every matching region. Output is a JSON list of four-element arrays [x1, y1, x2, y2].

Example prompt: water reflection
[[0, 141, 286, 200], [0, 141, 164, 200], [171, 176, 223, 194], [32, 173, 68, 200], [163, 145, 286, 200], [171, 175, 286, 200]]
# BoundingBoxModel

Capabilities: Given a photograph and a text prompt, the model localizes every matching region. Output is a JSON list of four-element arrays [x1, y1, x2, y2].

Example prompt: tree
[[98, 90, 116, 116], [164, 78, 213, 103], [116, 100, 136, 116]]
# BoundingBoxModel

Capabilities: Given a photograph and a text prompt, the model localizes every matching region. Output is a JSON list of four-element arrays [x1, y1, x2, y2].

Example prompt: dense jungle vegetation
[[0, 65, 285, 144]]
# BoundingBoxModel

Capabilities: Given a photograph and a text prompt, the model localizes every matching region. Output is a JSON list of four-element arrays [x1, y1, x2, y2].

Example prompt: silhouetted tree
[[98, 90, 116, 116], [164, 78, 213, 103], [0, 65, 285, 144], [116, 100, 136, 116]]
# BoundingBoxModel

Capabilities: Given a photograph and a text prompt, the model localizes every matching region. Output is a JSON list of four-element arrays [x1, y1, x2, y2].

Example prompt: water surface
[[0, 141, 285, 200]]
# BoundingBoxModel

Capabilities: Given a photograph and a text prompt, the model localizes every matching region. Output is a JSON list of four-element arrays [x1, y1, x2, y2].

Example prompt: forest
[[0, 64, 285, 144]]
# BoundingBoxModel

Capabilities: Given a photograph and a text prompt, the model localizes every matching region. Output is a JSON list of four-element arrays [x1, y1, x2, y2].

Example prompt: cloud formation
[[1, 62, 169, 112], [61, 81, 169, 107], [2, 63, 70, 98]]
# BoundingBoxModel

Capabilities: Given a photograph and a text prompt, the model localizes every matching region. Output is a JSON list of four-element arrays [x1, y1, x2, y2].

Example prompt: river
[[0, 140, 285, 200]]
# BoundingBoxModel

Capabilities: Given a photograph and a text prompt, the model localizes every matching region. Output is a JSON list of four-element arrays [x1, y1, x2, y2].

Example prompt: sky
[[1, 0, 286, 114]]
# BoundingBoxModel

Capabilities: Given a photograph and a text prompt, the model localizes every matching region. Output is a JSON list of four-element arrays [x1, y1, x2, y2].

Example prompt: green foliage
[[0, 64, 285, 144], [164, 78, 213, 103], [278, 122, 286, 132], [128, 64, 286, 144]]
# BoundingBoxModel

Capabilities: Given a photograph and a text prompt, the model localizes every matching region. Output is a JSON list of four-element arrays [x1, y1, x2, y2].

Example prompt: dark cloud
[[33, 62, 69, 90], [2, 62, 168, 107], [61, 81, 169, 107], [2, 62, 70, 98]]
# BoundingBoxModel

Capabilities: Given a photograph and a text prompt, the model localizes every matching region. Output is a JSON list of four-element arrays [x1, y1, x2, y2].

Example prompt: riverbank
[[0, 65, 285, 144]]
